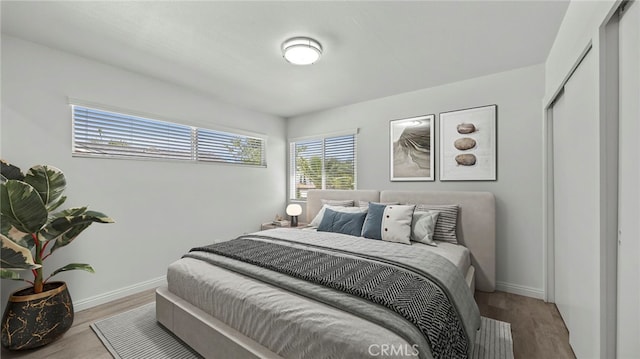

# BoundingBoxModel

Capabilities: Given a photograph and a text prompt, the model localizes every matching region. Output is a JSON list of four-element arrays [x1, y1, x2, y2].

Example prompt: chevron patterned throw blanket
[[191, 237, 470, 359]]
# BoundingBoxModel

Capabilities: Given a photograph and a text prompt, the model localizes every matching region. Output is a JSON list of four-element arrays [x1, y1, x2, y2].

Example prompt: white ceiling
[[1, 1, 568, 118]]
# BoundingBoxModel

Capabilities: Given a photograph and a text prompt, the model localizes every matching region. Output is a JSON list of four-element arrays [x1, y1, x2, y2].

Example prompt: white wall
[[545, 0, 618, 103], [288, 64, 546, 298], [0, 35, 287, 310]]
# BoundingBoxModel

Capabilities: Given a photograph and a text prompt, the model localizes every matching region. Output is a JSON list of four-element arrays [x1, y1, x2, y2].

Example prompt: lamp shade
[[286, 204, 303, 216]]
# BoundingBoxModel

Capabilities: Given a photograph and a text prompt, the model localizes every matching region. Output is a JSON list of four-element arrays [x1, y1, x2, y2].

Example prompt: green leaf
[[38, 207, 88, 243], [24, 165, 66, 211], [47, 195, 67, 212], [0, 180, 48, 233], [46, 222, 92, 251], [49, 263, 94, 278], [0, 269, 22, 280], [0, 160, 24, 182], [1, 234, 40, 270], [39, 207, 114, 252], [1, 219, 33, 249]]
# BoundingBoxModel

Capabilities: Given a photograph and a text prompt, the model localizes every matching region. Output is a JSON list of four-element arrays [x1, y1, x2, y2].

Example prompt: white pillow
[[411, 210, 440, 246], [310, 205, 367, 227], [322, 199, 354, 207], [379, 204, 415, 245]]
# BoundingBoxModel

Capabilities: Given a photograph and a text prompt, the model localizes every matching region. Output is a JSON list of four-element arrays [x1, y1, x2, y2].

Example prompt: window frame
[[70, 100, 267, 167], [288, 129, 358, 201]]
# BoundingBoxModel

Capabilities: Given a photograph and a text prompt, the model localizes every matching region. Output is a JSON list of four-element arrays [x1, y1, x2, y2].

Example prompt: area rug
[[92, 302, 513, 359], [91, 303, 202, 359]]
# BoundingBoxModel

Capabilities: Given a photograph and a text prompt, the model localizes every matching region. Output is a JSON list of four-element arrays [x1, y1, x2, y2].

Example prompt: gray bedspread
[[183, 229, 480, 359]]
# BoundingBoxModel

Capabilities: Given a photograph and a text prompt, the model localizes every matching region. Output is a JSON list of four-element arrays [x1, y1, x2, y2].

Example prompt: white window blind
[[72, 105, 266, 166], [290, 132, 357, 200], [196, 128, 266, 166], [72, 106, 193, 160]]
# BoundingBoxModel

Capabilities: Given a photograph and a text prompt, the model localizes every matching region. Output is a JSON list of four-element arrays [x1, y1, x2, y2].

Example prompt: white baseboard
[[73, 275, 167, 312], [495, 281, 545, 300]]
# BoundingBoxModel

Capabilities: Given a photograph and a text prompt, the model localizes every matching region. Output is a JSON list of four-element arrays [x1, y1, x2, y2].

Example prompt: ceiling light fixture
[[282, 37, 322, 65]]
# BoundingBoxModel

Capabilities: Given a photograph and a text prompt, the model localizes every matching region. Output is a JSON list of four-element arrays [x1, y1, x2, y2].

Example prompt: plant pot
[[1, 281, 74, 350]]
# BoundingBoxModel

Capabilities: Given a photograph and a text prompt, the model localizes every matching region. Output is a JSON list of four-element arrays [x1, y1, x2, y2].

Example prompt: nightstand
[[261, 222, 308, 230]]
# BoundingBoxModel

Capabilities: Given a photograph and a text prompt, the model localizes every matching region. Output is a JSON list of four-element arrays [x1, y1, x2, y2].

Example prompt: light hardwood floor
[[475, 291, 575, 359], [1, 289, 575, 359]]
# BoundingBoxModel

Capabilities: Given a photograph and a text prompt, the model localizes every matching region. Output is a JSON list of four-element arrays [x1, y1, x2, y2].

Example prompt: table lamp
[[286, 204, 303, 227]]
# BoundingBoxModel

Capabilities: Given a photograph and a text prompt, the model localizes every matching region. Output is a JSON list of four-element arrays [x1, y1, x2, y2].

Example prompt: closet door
[[617, 1, 639, 357], [552, 48, 600, 358], [552, 91, 571, 323]]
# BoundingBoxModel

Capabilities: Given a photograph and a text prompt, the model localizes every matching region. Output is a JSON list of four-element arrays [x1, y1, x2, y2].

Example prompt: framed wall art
[[390, 114, 434, 181], [439, 105, 497, 181]]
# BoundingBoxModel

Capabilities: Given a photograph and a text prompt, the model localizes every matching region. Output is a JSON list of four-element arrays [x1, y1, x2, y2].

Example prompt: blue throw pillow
[[317, 208, 367, 237], [361, 202, 387, 240]]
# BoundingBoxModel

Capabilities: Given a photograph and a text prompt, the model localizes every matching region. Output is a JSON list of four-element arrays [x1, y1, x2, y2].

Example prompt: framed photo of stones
[[439, 105, 497, 181], [390, 114, 435, 181]]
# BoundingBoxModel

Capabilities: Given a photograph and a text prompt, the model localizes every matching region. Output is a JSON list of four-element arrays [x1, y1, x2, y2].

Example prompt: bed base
[[156, 264, 476, 359], [156, 286, 281, 359]]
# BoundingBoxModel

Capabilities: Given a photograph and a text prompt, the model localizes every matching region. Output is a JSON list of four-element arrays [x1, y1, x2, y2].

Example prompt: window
[[289, 131, 357, 200], [196, 128, 265, 166], [72, 104, 266, 166]]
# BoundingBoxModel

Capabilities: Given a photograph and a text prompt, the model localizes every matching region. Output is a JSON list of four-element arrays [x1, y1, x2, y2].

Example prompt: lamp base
[[290, 216, 298, 227]]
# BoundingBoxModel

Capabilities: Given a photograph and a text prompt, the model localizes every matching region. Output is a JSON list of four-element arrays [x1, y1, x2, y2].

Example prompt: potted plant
[[0, 160, 114, 350]]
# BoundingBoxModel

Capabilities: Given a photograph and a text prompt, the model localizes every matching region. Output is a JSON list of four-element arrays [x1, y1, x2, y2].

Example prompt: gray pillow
[[414, 204, 459, 243], [411, 210, 440, 246], [317, 208, 367, 237]]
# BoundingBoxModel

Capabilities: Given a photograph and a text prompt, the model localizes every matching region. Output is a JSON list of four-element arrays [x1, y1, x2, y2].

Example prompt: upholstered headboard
[[305, 189, 496, 292], [381, 191, 495, 292]]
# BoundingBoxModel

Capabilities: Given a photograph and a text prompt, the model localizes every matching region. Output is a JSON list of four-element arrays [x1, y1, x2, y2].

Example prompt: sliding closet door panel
[[551, 92, 571, 327], [552, 48, 600, 358], [617, 1, 640, 357]]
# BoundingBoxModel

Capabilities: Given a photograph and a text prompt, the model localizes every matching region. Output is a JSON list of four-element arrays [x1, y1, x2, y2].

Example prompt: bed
[[156, 190, 495, 359]]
